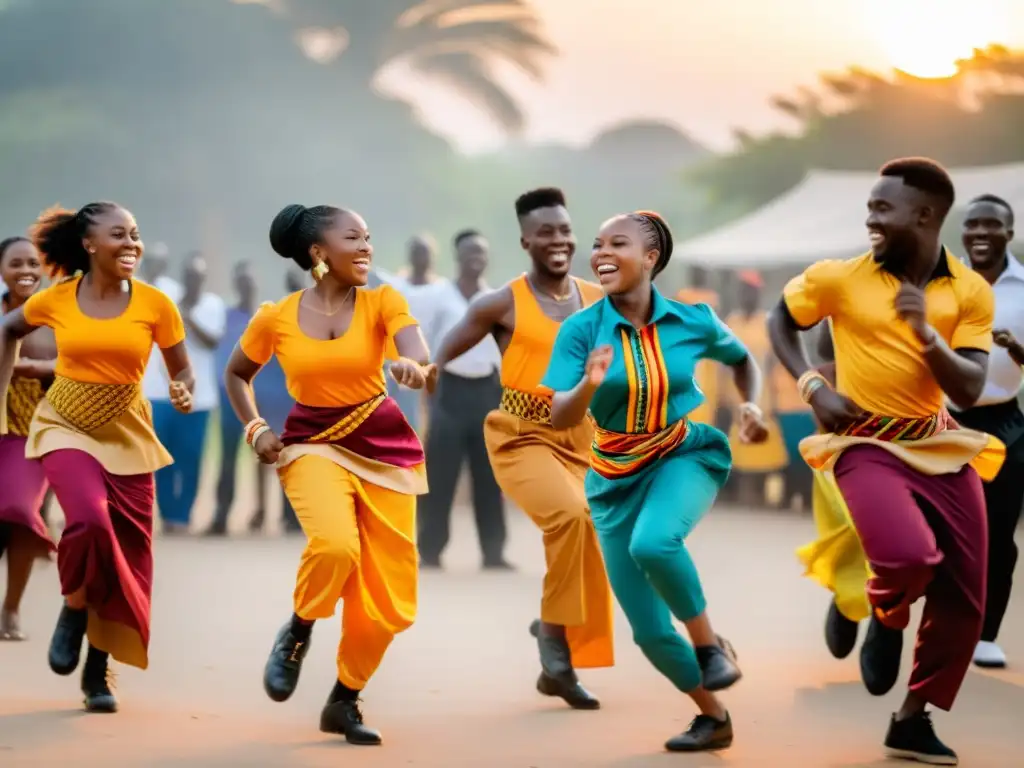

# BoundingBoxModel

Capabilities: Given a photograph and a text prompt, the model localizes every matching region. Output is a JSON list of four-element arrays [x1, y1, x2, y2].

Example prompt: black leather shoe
[[825, 600, 859, 659], [49, 605, 87, 676], [529, 620, 600, 709], [320, 699, 382, 745], [665, 713, 733, 752], [536, 672, 601, 710], [81, 651, 118, 713], [860, 615, 903, 696], [696, 636, 742, 691], [533, 621, 573, 679], [263, 622, 311, 702]]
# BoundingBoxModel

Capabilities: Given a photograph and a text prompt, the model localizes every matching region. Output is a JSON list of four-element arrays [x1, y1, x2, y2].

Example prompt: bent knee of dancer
[[627, 532, 678, 570], [308, 532, 360, 569], [634, 631, 702, 692], [60, 509, 116, 553], [543, 502, 591, 534]]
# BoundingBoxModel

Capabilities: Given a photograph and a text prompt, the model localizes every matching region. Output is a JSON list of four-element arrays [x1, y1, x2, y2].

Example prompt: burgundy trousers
[[834, 444, 987, 711]]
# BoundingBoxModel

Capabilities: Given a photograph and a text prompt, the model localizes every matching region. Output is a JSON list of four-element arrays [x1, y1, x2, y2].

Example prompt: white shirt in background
[[429, 280, 502, 378], [142, 277, 227, 412], [142, 276, 183, 402], [377, 270, 501, 378], [976, 254, 1024, 406]]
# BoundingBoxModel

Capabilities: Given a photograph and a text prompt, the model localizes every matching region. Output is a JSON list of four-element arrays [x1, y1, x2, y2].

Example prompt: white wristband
[[249, 425, 271, 450]]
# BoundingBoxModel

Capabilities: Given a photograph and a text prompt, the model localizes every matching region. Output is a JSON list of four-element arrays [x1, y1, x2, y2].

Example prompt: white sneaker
[[973, 641, 1007, 669]]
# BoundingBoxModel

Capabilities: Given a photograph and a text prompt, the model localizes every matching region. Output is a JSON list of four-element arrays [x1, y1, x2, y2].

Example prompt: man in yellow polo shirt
[[767, 157, 1002, 767]]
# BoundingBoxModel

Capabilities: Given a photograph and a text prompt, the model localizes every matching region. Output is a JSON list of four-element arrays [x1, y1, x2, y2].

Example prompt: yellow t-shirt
[[22, 277, 185, 385], [783, 251, 994, 418], [240, 285, 417, 408]]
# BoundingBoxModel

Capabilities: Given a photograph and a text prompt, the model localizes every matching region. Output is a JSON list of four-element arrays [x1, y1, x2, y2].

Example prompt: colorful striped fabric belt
[[837, 411, 950, 442], [500, 387, 552, 425], [590, 418, 689, 480]]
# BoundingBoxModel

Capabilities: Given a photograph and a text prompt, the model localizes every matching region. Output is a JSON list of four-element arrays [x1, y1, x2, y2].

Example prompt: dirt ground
[[1, 503, 1022, 767]]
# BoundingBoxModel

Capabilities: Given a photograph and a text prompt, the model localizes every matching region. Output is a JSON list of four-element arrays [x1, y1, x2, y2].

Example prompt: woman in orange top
[[223, 204, 435, 746], [0, 237, 56, 641], [433, 187, 613, 710], [0, 203, 193, 713]]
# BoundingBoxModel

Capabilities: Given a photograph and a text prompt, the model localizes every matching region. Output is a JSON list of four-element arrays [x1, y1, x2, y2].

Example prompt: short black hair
[[627, 210, 674, 278], [453, 229, 481, 247], [879, 157, 955, 219], [514, 187, 566, 219], [0, 236, 30, 264], [269, 204, 346, 271], [968, 193, 1015, 225]]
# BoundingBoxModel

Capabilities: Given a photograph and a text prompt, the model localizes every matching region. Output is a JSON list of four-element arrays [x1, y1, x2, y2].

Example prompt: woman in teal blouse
[[543, 211, 768, 753]]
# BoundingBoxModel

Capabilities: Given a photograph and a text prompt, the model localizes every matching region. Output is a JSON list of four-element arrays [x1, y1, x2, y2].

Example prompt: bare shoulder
[[469, 284, 514, 326]]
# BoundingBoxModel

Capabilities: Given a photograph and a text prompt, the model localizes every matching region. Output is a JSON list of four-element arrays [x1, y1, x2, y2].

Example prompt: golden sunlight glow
[[867, 0, 1007, 78]]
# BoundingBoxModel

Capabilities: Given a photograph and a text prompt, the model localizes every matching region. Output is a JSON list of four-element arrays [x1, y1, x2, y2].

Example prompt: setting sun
[[867, 0, 1007, 78]]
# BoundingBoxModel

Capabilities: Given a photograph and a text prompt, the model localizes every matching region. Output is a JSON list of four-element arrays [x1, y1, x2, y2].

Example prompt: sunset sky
[[381, 0, 1024, 153]]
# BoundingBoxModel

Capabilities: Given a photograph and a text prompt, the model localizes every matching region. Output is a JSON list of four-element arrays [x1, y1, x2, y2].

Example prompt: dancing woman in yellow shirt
[[224, 204, 435, 746], [0, 237, 56, 641], [0, 203, 194, 713]]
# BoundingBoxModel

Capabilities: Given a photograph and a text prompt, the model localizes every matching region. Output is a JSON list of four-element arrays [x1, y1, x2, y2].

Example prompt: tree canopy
[[688, 45, 1024, 225]]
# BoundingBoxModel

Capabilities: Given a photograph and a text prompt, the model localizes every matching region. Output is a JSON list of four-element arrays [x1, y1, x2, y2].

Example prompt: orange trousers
[[279, 455, 417, 690], [483, 410, 614, 669]]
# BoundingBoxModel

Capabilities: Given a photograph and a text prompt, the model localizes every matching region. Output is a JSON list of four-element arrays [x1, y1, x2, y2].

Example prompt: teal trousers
[[589, 446, 725, 693]]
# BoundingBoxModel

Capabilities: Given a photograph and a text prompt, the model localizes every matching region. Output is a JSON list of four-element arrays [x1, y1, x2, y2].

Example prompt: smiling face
[[83, 206, 144, 281], [865, 176, 935, 270], [520, 205, 575, 278], [311, 210, 373, 287], [962, 200, 1013, 271], [590, 215, 659, 295], [0, 240, 42, 304]]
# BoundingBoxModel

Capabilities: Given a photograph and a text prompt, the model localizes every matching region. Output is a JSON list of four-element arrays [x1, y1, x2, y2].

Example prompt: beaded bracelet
[[244, 417, 268, 446], [249, 425, 271, 449], [796, 370, 828, 404]]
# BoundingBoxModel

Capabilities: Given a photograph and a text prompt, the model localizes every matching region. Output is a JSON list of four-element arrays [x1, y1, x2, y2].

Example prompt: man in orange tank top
[[433, 187, 613, 710]]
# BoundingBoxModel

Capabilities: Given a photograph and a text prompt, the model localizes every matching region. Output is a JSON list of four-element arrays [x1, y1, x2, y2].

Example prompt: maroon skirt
[[0, 435, 54, 555], [41, 448, 155, 670]]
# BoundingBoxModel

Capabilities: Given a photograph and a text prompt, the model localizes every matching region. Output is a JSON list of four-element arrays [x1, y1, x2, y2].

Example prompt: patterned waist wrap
[[280, 392, 425, 468], [46, 375, 143, 433], [299, 392, 386, 444], [6, 376, 46, 438], [837, 411, 949, 442], [590, 417, 690, 480], [500, 386, 552, 425]]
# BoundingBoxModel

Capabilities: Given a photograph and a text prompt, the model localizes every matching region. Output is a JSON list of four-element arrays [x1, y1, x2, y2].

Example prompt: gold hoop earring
[[311, 261, 329, 281]]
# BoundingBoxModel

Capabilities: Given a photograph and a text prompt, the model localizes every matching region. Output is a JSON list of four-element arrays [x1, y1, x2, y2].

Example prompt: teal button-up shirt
[[542, 288, 748, 434]]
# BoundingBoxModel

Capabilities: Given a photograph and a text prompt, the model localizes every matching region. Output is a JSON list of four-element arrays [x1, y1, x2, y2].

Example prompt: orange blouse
[[501, 275, 604, 397], [240, 285, 417, 408], [21, 277, 184, 385]]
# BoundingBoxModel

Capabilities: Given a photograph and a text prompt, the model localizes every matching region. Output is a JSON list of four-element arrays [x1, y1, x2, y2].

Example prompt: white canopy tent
[[676, 163, 1024, 268]]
